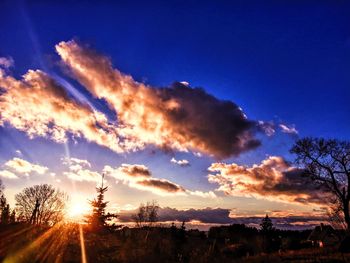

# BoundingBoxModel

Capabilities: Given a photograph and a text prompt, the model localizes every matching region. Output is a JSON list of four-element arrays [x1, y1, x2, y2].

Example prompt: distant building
[[308, 224, 339, 247]]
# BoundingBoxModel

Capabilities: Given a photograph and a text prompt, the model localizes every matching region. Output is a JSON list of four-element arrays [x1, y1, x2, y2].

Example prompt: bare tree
[[0, 179, 9, 224], [132, 201, 159, 227], [15, 184, 67, 225], [291, 138, 350, 230]]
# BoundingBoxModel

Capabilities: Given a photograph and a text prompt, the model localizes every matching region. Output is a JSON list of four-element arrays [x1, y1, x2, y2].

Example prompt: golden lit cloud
[[0, 68, 125, 153], [208, 156, 324, 205], [3, 157, 48, 176], [0, 170, 18, 179], [56, 40, 261, 158]]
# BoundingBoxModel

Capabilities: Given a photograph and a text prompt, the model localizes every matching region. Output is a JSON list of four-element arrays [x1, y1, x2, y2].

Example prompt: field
[[1, 223, 350, 263]]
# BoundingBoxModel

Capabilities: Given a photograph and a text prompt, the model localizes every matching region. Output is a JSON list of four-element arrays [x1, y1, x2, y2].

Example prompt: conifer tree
[[260, 214, 274, 234], [86, 173, 117, 229]]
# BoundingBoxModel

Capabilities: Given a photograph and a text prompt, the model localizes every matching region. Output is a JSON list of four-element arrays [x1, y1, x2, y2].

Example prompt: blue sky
[[0, 0, 349, 228]]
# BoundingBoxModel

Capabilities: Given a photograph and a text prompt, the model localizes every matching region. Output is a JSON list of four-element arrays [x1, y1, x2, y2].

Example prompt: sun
[[66, 200, 90, 220]]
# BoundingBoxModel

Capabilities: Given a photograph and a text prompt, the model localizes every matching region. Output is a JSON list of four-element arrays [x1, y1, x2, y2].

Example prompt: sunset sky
[[0, 1, 349, 229]]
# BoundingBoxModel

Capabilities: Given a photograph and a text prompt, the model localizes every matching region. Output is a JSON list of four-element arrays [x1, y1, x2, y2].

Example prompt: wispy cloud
[[0, 170, 18, 179], [171, 157, 190, 167], [3, 157, 48, 176], [0, 57, 14, 69], [279, 123, 298, 135], [62, 157, 101, 183]]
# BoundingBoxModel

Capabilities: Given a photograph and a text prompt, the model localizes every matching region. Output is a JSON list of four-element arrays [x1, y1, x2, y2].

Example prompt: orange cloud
[[208, 156, 325, 205], [104, 164, 215, 198], [0, 68, 125, 153], [3, 157, 48, 176], [56, 40, 261, 158]]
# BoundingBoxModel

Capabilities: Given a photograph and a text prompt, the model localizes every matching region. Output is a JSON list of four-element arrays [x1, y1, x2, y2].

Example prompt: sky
[[0, 0, 349, 230]]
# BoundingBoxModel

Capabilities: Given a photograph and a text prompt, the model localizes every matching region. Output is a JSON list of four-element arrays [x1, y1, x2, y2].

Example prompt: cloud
[[208, 156, 325, 205], [117, 206, 327, 230], [0, 57, 14, 69], [279, 124, 298, 135], [56, 40, 263, 159], [104, 164, 185, 195], [137, 178, 185, 193], [104, 164, 215, 198], [3, 157, 48, 176], [257, 121, 275, 136], [118, 207, 232, 224], [62, 157, 101, 183], [0, 68, 126, 153], [64, 157, 91, 168], [0, 170, 18, 179], [64, 170, 101, 183], [115, 164, 152, 178], [170, 157, 190, 167], [188, 190, 217, 198]]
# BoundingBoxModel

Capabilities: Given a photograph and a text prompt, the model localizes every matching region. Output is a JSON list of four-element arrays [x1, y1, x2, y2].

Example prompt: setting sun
[[66, 201, 90, 220]]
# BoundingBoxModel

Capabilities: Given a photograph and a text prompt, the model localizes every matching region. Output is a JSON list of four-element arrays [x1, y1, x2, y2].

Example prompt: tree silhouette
[[86, 173, 117, 230], [260, 214, 274, 234], [15, 184, 67, 225], [291, 138, 350, 230], [132, 201, 159, 227]]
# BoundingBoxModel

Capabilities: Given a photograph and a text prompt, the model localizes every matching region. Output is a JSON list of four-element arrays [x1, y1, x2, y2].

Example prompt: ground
[[0, 223, 349, 263]]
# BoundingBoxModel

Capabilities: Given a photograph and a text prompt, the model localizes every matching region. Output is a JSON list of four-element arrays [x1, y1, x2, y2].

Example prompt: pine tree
[[86, 173, 117, 230], [260, 214, 274, 234]]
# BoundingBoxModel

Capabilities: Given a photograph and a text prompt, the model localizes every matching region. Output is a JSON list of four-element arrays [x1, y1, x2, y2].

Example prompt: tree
[[132, 201, 159, 227], [0, 181, 10, 224], [260, 214, 274, 234], [15, 184, 67, 225], [1, 204, 10, 224], [291, 138, 350, 230], [9, 209, 16, 223], [86, 174, 117, 230]]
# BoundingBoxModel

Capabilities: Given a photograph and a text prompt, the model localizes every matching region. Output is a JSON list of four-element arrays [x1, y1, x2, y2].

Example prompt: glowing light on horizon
[[66, 198, 90, 221]]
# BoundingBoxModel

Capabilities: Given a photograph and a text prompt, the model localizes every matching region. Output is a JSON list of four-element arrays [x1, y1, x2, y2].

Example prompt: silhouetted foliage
[[9, 209, 16, 223], [132, 201, 159, 227], [260, 214, 274, 234], [86, 175, 117, 230], [291, 138, 350, 230], [1, 204, 10, 224], [15, 184, 67, 225]]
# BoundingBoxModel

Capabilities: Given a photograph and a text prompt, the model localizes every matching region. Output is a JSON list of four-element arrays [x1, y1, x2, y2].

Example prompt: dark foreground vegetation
[[0, 222, 350, 263]]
